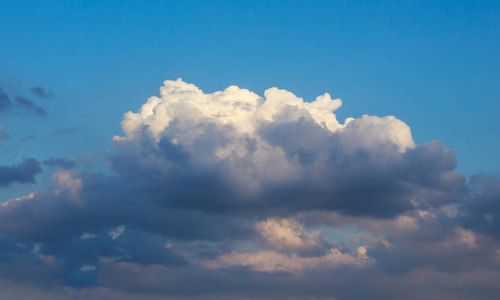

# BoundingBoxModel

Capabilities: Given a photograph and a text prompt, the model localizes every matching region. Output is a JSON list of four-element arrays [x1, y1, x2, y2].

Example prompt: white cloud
[[201, 217, 372, 273], [81, 233, 97, 239], [109, 225, 125, 240], [203, 247, 371, 273], [81, 265, 97, 271], [256, 217, 326, 253], [49, 170, 82, 204], [115, 79, 344, 142], [112, 78, 417, 198], [115, 79, 412, 150]]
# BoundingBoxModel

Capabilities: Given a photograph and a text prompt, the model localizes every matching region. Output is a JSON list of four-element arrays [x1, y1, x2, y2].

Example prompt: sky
[[0, 1, 499, 299]]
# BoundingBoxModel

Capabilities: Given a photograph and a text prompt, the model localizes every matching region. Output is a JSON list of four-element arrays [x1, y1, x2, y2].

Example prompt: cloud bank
[[0, 79, 498, 299]]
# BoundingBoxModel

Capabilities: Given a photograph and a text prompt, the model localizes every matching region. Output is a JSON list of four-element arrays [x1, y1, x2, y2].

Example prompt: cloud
[[0, 79, 498, 299], [203, 247, 370, 273], [0, 87, 12, 113], [459, 175, 500, 240], [14, 95, 48, 116], [0, 126, 9, 140], [0, 158, 42, 187], [50, 127, 79, 137], [43, 158, 77, 169], [203, 217, 371, 273], [19, 134, 37, 142], [255, 217, 332, 256], [30, 86, 55, 99], [110, 79, 464, 218]]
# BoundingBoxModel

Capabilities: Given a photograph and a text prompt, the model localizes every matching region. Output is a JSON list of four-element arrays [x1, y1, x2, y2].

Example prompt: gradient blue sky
[[1, 0, 498, 179]]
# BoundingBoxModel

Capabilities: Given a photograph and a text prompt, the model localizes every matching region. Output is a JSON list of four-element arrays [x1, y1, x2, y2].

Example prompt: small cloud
[[19, 134, 37, 142], [80, 233, 96, 239], [43, 157, 77, 169], [14, 95, 48, 117], [0, 126, 9, 140], [80, 265, 96, 271], [0, 87, 12, 114], [30, 86, 55, 99], [34, 106, 48, 116], [0, 158, 42, 187], [14, 95, 35, 110], [109, 225, 125, 240], [51, 127, 79, 137]]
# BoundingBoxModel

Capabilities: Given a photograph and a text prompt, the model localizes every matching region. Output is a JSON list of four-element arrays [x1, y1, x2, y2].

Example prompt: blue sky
[[0, 1, 499, 299], [1, 0, 498, 176]]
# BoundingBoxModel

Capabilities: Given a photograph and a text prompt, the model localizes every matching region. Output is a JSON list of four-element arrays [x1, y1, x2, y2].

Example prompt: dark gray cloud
[[0, 170, 254, 244], [95, 262, 500, 300], [30, 86, 55, 99], [109, 117, 464, 221], [0, 158, 42, 187], [459, 175, 500, 240]]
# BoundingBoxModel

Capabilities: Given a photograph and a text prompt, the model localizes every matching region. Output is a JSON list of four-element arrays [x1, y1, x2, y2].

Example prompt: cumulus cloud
[[0, 79, 498, 299], [111, 79, 464, 219]]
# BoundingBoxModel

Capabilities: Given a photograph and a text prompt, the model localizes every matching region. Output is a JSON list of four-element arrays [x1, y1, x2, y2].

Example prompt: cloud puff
[[0, 79, 498, 299], [30, 86, 55, 99], [0, 158, 42, 187], [0, 87, 12, 114]]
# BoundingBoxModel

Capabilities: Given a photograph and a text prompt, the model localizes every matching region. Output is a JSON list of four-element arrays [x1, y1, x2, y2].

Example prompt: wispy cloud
[[14, 95, 48, 116], [50, 127, 79, 137], [0, 126, 8, 140], [43, 157, 77, 169], [30, 86, 55, 99], [0, 87, 12, 114], [18, 134, 37, 142]]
